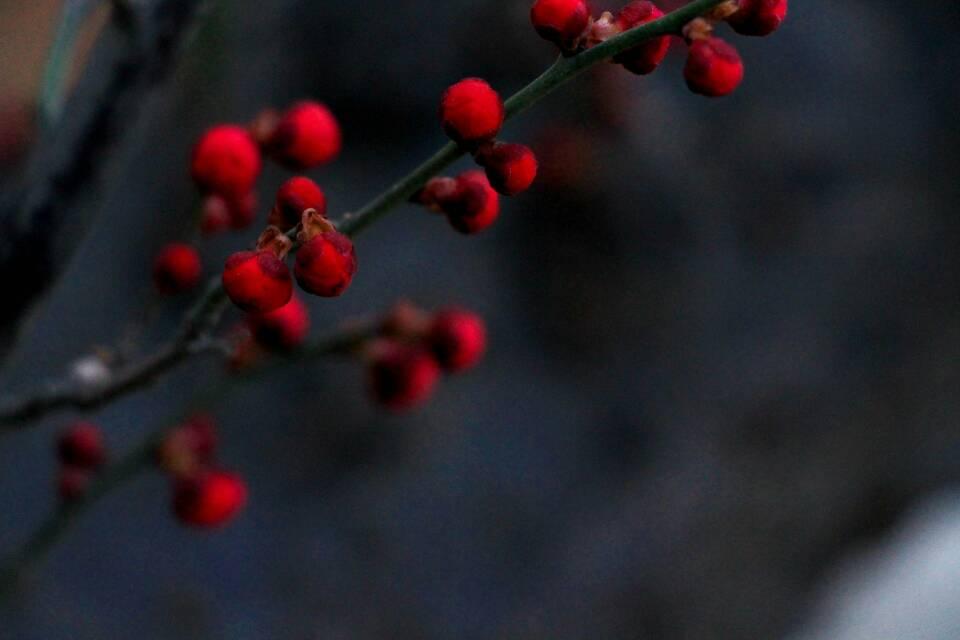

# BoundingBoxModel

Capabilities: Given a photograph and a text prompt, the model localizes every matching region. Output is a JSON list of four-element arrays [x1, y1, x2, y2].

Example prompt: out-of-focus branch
[[0, 0, 210, 363], [0, 277, 227, 428], [0, 320, 375, 599]]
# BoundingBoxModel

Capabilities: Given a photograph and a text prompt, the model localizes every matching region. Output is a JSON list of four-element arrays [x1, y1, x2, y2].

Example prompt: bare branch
[[0, 0, 210, 362]]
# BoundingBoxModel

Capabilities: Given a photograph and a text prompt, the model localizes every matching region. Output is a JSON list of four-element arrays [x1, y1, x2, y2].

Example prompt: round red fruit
[[429, 308, 487, 373], [222, 250, 293, 313], [530, 0, 591, 51], [294, 232, 357, 297], [684, 37, 744, 97], [613, 1, 670, 75], [190, 125, 261, 197], [173, 469, 248, 528], [439, 79, 504, 146], [443, 170, 500, 234], [247, 294, 310, 351], [266, 101, 341, 170], [153, 243, 202, 294], [476, 142, 538, 196], [368, 341, 441, 411], [270, 176, 327, 229], [58, 421, 106, 469], [728, 0, 787, 37]]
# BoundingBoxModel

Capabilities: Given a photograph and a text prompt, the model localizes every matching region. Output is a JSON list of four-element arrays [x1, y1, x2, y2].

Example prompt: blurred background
[[1, 0, 959, 638]]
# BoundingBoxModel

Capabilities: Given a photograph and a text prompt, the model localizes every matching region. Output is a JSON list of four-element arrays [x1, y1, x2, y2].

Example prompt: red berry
[[190, 125, 261, 197], [475, 142, 538, 196], [200, 195, 232, 235], [727, 0, 787, 36], [429, 308, 487, 373], [294, 231, 357, 297], [439, 79, 505, 146], [368, 341, 441, 411], [530, 0, 591, 51], [612, 1, 670, 75], [58, 466, 92, 503], [684, 37, 744, 97], [157, 414, 218, 477], [222, 250, 293, 313], [226, 191, 258, 229], [153, 242, 202, 294], [201, 192, 258, 233], [270, 176, 327, 229], [247, 294, 310, 350], [442, 170, 500, 234], [172, 469, 247, 528], [266, 101, 341, 170], [57, 421, 106, 469]]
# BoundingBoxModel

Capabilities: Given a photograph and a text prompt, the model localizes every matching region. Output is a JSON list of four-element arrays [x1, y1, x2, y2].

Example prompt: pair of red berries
[[56, 422, 107, 503], [221, 210, 357, 315], [157, 414, 247, 528], [190, 100, 341, 233], [530, 0, 787, 97], [368, 303, 487, 411], [425, 78, 539, 234]]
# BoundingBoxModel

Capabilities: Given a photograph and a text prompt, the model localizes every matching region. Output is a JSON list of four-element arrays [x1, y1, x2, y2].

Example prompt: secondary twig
[[0, 320, 376, 598], [0, 0, 727, 430]]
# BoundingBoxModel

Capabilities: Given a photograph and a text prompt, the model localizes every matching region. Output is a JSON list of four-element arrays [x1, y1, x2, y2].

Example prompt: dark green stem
[[336, 0, 726, 236]]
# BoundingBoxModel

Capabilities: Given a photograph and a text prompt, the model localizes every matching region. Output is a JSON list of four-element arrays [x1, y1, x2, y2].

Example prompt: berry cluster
[[148, 99, 347, 307], [530, 0, 787, 97], [157, 414, 248, 528], [367, 301, 487, 411], [191, 101, 341, 234], [55, 422, 107, 503], [414, 79, 538, 235], [149, 98, 357, 317]]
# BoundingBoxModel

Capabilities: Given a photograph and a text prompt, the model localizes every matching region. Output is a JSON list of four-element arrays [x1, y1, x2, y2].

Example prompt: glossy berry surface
[[173, 469, 248, 528], [439, 79, 505, 146], [270, 176, 327, 229], [294, 232, 357, 297], [267, 101, 341, 170], [58, 421, 106, 469], [247, 294, 310, 350], [153, 243, 202, 294], [190, 125, 261, 197], [476, 142, 538, 196], [368, 342, 441, 411], [530, 0, 591, 51], [429, 308, 487, 373], [613, 1, 670, 75], [728, 0, 787, 36], [684, 37, 744, 97], [222, 250, 293, 313]]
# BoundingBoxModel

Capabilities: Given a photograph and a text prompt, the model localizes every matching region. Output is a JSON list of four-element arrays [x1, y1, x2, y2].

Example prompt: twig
[[0, 0, 210, 365], [0, 0, 726, 430], [0, 278, 227, 428], [0, 320, 375, 599]]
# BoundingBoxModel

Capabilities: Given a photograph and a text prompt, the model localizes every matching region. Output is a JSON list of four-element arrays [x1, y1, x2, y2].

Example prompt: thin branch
[[0, 278, 227, 428], [0, 0, 727, 431], [0, 320, 375, 599], [337, 0, 725, 235], [0, 0, 210, 364]]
